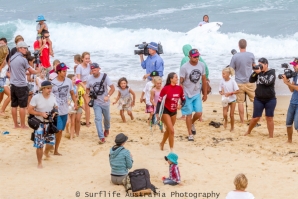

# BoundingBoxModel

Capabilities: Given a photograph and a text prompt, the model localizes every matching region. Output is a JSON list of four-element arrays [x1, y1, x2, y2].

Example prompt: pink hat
[[75, 79, 82, 84], [290, 58, 298, 66]]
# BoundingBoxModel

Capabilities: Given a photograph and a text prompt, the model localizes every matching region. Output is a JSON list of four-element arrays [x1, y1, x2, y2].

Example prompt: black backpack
[[128, 169, 157, 193]]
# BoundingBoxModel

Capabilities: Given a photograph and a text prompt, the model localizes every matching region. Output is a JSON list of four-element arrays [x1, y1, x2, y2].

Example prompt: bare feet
[[21, 125, 29, 129], [286, 140, 292, 144], [244, 132, 250, 136], [54, 152, 62, 156], [230, 128, 234, 132], [37, 164, 43, 169], [44, 151, 50, 158], [13, 125, 21, 129], [224, 121, 227, 129], [0, 111, 5, 116], [130, 115, 134, 120], [159, 143, 164, 151]]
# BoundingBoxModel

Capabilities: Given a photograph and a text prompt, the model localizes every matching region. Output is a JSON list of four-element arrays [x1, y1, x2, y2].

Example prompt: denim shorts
[[252, 98, 276, 118], [286, 103, 298, 130], [181, 93, 202, 115], [57, 114, 68, 131]]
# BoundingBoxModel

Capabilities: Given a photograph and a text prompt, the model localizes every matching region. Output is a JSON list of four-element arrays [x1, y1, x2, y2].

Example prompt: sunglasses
[[60, 63, 66, 68], [44, 36, 50, 38]]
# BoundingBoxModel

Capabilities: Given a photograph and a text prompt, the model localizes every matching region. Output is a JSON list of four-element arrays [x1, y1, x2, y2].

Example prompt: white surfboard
[[158, 94, 167, 119], [186, 22, 223, 35]]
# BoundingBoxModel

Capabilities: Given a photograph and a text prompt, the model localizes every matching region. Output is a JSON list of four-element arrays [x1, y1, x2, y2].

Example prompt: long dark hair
[[117, 77, 128, 88], [165, 72, 176, 86], [203, 15, 209, 23]]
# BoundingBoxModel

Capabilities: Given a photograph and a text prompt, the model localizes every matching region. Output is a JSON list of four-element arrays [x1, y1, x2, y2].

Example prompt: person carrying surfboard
[[198, 15, 209, 26], [156, 72, 185, 152]]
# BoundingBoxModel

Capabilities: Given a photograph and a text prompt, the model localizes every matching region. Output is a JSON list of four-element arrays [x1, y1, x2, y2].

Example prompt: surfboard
[[158, 94, 167, 119], [186, 22, 223, 35]]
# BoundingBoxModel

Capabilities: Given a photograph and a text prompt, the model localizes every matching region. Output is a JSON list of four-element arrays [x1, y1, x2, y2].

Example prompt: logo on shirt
[[56, 85, 69, 105], [189, 69, 201, 84], [92, 82, 105, 96]]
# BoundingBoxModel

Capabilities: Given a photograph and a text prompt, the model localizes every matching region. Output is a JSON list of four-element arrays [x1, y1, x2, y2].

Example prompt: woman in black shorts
[[244, 58, 276, 138], [156, 72, 185, 151]]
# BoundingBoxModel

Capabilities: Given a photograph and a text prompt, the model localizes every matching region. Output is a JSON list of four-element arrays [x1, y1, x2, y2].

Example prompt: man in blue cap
[[139, 42, 164, 81]]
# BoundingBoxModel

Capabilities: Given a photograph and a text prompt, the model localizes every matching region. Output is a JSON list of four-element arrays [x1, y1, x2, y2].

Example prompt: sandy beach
[[0, 92, 298, 199]]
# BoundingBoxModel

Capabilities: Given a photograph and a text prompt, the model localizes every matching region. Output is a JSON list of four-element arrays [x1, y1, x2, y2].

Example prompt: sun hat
[[189, 49, 200, 57], [36, 15, 46, 22], [164, 152, 178, 165], [39, 80, 52, 91], [290, 58, 298, 67], [16, 41, 30, 48], [150, 71, 159, 77], [90, 62, 100, 69], [148, 42, 158, 51], [115, 133, 128, 145]]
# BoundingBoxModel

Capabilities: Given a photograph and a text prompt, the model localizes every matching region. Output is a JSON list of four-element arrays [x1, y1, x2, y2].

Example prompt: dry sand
[[0, 92, 298, 199]]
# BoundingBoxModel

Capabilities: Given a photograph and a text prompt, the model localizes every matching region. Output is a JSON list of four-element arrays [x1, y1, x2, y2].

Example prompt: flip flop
[[209, 121, 220, 128]]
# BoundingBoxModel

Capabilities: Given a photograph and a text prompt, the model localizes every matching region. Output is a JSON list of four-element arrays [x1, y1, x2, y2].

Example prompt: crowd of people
[[1, 14, 298, 198]]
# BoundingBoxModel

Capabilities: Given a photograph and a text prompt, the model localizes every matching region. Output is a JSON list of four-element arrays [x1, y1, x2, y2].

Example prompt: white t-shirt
[[226, 191, 255, 199], [219, 78, 239, 103], [198, 21, 207, 26], [76, 64, 91, 82], [30, 93, 57, 122], [143, 81, 153, 105]]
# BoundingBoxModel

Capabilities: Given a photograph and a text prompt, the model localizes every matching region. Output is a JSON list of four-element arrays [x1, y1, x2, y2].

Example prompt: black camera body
[[46, 107, 58, 123], [253, 64, 263, 70], [134, 42, 163, 56], [88, 91, 97, 107], [278, 63, 297, 79], [33, 50, 41, 65]]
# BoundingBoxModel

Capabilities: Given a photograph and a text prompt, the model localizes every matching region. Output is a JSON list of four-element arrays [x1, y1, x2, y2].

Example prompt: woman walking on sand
[[156, 72, 185, 152]]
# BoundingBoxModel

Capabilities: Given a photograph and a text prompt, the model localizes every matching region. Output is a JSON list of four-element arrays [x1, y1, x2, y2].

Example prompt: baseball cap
[[148, 42, 158, 51], [290, 58, 298, 67], [16, 41, 30, 48], [150, 71, 159, 77], [56, 63, 69, 71], [39, 80, 52, 91], [90, 62, 100, 69], [189, 49, 200, 57]]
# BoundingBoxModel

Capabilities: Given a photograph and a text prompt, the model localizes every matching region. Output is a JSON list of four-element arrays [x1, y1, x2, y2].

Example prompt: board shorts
[[145, 104, 154, 113], [57, 114, 68, 131], [10, 84, 29, 108], [286, 103, 298, 130], [117, 96, 132, 111], [236, 83, 256, 103], [252, 98, 276, 118], [181, 93, 202, 115], [33, 123, 55, 148]]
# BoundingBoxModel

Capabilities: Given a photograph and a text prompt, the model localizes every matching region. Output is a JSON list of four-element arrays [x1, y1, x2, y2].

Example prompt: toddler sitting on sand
[[162, 152, 180, 186], [226, 173, 255, 199]]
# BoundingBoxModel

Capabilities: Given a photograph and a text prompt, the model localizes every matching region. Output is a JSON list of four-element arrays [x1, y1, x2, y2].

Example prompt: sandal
[[209, 121, 220, 128], [81, 121, 91, 126]]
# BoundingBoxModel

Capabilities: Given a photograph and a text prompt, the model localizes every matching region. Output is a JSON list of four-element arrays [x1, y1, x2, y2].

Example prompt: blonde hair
[[74, 54, 82, 63], [81, 52, 90, 59], [14, 35, 24, 44], [152, 76, 162, 89], [222, 67, 235, 76], [234, 173, 248, 191], [52, 59, 60, 70]]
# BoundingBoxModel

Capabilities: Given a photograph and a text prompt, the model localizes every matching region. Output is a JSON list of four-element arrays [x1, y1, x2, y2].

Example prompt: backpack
[[127, 169, 157, 196]]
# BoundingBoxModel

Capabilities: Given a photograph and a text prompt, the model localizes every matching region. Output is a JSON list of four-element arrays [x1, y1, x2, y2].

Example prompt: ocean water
[[0, 0, 297, 93]]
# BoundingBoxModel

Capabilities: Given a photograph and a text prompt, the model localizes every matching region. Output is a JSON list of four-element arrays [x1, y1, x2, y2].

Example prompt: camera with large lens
[[46, 107, 58, 123], [252, 64, 263, 70], [134, 42, 163, 56], [88, 91, 97, 107], [33, 50, 41, 65], [278, 63, 297, 79]]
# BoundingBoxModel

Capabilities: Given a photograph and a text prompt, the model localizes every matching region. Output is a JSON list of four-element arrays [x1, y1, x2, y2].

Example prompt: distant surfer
[[198, 15, 209, 26]]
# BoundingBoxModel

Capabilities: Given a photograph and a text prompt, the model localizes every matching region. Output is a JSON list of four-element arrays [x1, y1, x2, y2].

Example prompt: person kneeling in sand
[[109, 133, 133, 185], [28, 81, 58, 168], [226, 173, 255, 199], [162, 152, 181, 186]]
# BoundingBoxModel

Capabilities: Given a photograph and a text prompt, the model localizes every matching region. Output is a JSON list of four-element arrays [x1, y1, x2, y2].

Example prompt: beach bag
[[128, 169, 157, 196], [94, 73, 107, 96], [28, 114, 42, 130], [202, 80, 212, 95]]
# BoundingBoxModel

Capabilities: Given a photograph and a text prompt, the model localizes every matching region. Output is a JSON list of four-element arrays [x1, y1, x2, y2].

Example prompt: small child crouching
[[226, 173, 255, 199], [162, 152, 180, 186]]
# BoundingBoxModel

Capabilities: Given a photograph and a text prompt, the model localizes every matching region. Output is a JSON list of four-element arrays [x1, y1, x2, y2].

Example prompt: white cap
[[16, 41, 30, 48]]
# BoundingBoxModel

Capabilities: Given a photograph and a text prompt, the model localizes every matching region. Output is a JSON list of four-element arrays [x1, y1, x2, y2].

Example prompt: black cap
[[40, 80, 52, 91], [150, 71, 159, 77], [115, 133, 128, 145]]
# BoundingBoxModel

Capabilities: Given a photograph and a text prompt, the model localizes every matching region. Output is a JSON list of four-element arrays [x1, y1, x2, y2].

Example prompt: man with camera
[[10, 41, 42, 129], [86, 63, 115, 144], [282, 58, 298, 143], [28, 80, 58, 168], [230, 39, 256, 123], [244, 58, 276, 138], [51, 63, 77, 155], [139, 42, 164, 81], [33, 30, 52, 75]]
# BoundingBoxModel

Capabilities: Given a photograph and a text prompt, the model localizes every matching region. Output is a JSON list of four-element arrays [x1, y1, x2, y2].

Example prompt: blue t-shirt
[[141, 54, 164, 80], [290, 76, 298, 105]]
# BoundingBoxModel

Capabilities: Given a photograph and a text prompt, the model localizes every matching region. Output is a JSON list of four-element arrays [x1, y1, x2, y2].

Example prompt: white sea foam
[[8, 20, 298, 88]]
